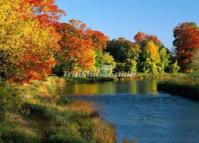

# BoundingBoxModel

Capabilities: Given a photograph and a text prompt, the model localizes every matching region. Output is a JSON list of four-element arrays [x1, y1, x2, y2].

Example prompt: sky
[[56, 0, 199, 49]]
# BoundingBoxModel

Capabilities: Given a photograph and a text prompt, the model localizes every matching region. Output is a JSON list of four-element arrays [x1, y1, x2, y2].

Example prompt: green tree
[[98, 53, 116, 75], [158, 46, 170, 73], [139, 41, 160, 74], [190, 51, 199, 72], [134, 32, 171, 74], [169, 60, 180, 73], [106, 38, 139, 72]]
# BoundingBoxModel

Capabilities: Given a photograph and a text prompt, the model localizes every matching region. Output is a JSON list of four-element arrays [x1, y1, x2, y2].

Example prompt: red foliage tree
[[86, 30, 109, 50], [134, 32, 161, 45], [134, 32, 147, 43], [173, 22, 199, 72], [55, 20, 109, 72]]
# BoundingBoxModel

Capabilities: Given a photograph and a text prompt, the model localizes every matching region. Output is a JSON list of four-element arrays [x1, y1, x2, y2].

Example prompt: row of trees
[[106, 33, 179, 74], [53, 20, 115, 76], [106, 22, 199, 74], [0, 0, 199, 83], [0, 0, 64, 83], [0, 0, 115, 83]]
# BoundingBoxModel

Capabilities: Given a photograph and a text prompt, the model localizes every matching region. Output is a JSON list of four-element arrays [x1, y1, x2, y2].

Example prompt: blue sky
[[56, 0, 199, 49]]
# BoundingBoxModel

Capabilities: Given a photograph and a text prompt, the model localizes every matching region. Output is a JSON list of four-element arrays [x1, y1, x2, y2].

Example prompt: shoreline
[[158, 80, 199, 101], [0, 77, 116, 143], [1, 74, 199, 143]]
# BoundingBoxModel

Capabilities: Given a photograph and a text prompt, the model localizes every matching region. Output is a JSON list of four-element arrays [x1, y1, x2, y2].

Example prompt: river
[[64, 80, 199, 143]]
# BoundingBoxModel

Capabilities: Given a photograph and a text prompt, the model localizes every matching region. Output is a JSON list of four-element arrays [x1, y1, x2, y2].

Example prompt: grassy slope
[[0, 77, 116, 143]]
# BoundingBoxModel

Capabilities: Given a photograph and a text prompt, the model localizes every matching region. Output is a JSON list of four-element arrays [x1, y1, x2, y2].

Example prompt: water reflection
[[65, 80, 199, 143], [64, 80, 158, 96]]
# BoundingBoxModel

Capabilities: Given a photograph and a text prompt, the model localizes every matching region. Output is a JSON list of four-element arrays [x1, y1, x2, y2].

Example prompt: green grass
[[0, 76, 116, 143]]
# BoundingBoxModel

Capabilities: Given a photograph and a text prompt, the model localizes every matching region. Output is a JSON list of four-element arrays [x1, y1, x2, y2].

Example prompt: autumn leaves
[[55, 21, 109, 73], [174, 22, 199, 72], [0, 0, 199, 83], [0, 0, 61, 82], [0, 0, 112, 83]]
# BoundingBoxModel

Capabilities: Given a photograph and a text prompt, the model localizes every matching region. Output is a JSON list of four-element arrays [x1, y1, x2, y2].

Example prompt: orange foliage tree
[[134, 32, 161, 45], [55, 21, 96, 72], [54, 19, 109, 74], [0, 0, 64, 83], [86, 30, 109, 69], [23, 0, 65, 50], [173, 22, 199, 72], [23, 0, 65, 23], [86, 30, 109, 50]]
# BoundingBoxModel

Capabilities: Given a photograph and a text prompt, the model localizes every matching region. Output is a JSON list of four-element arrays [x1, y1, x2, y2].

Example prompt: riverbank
[[158, 74, 199, 100], [0, 77, 116, 143], [1, 74, 199, 143]]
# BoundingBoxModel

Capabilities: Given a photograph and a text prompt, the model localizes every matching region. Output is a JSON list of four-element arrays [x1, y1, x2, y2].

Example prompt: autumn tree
[[0, 0, 61, 82], [134, 32, 161, 45], [134, 32, 170, 73], [86, 29, 109, 70], [55, 21, 95, 73], [53, 19, 112, 75], [141, 41, 160, 73], [173, 22, 199, 72], [23, 0, 65, 50], [23, 0, 65, 24]]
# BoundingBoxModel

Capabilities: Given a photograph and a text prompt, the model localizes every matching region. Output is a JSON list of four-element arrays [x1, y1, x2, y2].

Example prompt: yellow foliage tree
[[0, 0, 58, 82], [144, 40, 160, 62]]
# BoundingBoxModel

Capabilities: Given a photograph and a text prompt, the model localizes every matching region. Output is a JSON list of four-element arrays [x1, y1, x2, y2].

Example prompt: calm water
[[64, 80, 199, 143]]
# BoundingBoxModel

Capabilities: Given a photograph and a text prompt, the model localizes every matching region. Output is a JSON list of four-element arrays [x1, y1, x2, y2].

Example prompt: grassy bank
[[0, 77, 116, 143], [158, 74, 199, 100]]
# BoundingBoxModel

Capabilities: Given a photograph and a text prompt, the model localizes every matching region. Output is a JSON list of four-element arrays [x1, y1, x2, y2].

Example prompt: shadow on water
[[63, 80, 199, 143]]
